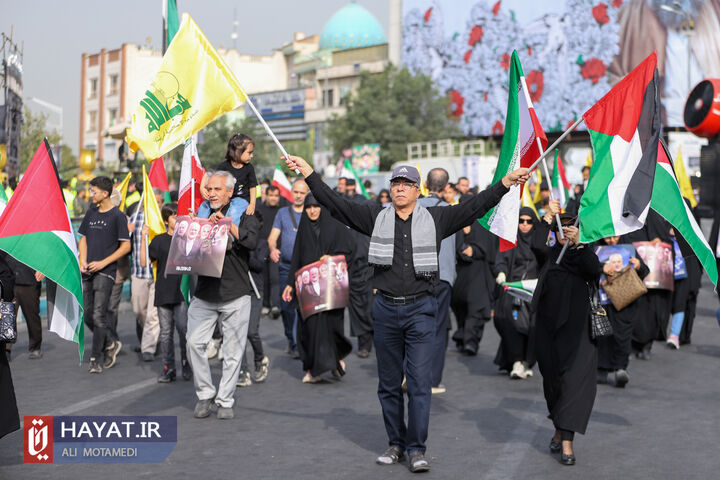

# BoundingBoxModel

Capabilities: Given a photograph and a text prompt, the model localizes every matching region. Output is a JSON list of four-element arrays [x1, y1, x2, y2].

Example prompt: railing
[[407, 139, 486, 160]]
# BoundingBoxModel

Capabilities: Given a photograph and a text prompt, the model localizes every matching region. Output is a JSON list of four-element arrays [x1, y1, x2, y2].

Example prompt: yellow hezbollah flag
[[585, 149, 593, 167], [532, 169, 543, 204], [521, 184, 540, 219], [674, 146, 697, 209], [115, 172, 132, 212], [126, 13, 247, 160], [142, 165, 167, 244], [416, 162, 429, 197]]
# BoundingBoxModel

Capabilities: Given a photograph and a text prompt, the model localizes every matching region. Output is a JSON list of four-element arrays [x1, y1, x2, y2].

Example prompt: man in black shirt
[[284, 154, 529, 473], [78, 176, 131, 374], [186, 171, 259, 420], [257, 185, 286, 318]]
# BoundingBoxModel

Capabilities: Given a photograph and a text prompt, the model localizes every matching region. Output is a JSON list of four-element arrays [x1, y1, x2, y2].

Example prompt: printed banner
[[595, 244, 638, 305], [294, 255, 349, 320], [24, 416, 176, 464], [165, 216, 232, 277], [633, 241, 674, 290]]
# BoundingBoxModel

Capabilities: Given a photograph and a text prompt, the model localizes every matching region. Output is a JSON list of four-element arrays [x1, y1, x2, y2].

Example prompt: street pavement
[[2, 280, 720, 480]]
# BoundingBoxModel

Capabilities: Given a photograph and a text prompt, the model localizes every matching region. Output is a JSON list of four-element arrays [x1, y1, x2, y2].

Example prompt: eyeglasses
[[518, 219, 533, 224], [390, 180, 417, 189]]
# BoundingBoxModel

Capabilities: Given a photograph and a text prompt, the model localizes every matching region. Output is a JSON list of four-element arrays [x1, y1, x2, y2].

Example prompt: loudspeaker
[[684, 79, 720, 138], [699, 139, 720, 210]]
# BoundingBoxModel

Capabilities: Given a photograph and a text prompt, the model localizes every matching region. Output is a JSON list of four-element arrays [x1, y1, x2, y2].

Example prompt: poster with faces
[[165, 215, 232, 278]]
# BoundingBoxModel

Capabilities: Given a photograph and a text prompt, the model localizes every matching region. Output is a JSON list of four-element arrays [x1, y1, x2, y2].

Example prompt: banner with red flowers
[[402, 0, 719, 136]]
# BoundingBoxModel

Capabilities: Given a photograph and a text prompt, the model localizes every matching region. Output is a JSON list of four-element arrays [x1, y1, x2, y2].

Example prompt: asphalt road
[[2, 280, 720, 479]]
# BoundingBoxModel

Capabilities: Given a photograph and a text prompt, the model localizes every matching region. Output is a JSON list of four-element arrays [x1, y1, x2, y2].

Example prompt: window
[[108, 108, 117, 125], [89, 78, 98, 99], [322, 88, 334, 107], [339, 86, 351, 106], [108, 74, 119, 96], [87, 110, 97, 132]]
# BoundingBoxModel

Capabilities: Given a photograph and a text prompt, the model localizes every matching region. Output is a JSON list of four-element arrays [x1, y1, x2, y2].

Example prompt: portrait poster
[[633, 241, 674, 291], [165, 215, 232, 278], [595, 244, 637, 305], [294, 255, 349, 320]]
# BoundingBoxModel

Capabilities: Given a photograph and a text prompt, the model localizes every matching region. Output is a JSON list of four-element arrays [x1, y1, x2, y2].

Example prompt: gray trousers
[[187, 295, 251, 408], [158, 302, 188, 368]]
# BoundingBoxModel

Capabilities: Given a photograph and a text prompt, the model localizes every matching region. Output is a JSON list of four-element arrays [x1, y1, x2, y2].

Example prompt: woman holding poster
[[282, 194, 353, 383]]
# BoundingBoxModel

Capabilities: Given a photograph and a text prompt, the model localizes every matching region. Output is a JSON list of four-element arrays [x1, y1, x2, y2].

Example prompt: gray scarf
[[368, 203, 438, 278]]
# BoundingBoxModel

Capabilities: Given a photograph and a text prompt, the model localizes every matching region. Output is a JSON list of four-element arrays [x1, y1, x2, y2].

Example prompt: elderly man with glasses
[[283, 155, 529, 473]]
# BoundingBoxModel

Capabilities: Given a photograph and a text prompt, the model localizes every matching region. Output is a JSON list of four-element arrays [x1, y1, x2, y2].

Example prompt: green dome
[[319, 2, 387, 51]]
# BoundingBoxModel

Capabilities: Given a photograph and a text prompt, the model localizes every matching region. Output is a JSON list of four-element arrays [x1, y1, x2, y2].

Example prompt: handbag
[[0, 285, 17, 343], [588, 282, 612, 340], [600, 265, 648, 311]]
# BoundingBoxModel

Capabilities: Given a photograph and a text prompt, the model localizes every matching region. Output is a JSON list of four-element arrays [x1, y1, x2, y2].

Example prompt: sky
[[1, 0, 390, 155]]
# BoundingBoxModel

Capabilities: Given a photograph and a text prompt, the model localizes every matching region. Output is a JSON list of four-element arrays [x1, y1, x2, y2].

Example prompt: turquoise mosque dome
[[319, 1, 387, 51]]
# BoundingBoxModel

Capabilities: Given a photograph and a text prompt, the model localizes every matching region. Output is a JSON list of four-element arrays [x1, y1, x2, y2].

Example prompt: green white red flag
[[551, 149, 570, 208], [479, 50, 547, 251], [341, 159, 370, 199], [579, 52, 660, 243], [272, 164, 294, 203], [652, 140, 717, 286], [0, 139, 84, 357]]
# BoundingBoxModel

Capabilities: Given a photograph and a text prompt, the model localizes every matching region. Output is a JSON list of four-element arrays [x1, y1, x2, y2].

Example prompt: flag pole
[[555, 216, 579, 264], [244, 96, 301, 175], [536, 138, 564, 240], [131, 190, 146, 225], [528, 117, 584, 173]]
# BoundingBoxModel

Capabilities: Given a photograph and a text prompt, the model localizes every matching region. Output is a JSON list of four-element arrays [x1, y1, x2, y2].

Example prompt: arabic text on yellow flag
[[115, 172, 132, 212], [126, 13, 247, 160], [674, 146, 697, 209]]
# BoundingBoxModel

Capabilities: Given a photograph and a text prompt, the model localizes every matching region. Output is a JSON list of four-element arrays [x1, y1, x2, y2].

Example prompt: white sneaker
[[206, 339, 220, 359], [510, 361, 527, 379], [666, 335, 680, 350], [522, 361, 533, 378]]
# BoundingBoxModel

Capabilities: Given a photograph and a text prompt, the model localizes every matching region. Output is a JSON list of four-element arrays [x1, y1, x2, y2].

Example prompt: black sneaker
[[158, 365, 176, 383], [270, 307, 281, 319], [181, 357, 192, 381], [89, 358, 103, 374], [408, 451, 430, 472]]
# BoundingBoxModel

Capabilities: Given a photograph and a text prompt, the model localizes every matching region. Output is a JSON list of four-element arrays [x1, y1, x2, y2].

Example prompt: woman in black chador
[[531, 213, 612, 466], [283, 194, 353, 383], [493, 206, 540, 379]]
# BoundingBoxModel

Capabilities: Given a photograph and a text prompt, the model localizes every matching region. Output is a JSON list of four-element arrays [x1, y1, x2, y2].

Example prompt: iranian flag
[[0, 140, 84, 357], [551, 150, 571, 208], [652, 140, 717, 286], [177, 137, 205, 215], [479, 50, 547, 251], [341, 159, 370, 199], [272, 164, 293, 203], [579, 52, 660, 243]]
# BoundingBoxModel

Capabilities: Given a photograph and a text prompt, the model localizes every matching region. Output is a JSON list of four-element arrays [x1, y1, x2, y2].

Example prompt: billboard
[[402, 0, 720, 137]]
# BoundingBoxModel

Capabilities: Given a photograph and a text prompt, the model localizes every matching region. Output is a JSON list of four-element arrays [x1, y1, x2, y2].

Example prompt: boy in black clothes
[[141, 202, 192, 382]]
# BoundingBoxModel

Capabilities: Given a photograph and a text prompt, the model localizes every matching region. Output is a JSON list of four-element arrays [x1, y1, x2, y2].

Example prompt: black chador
[[532, 223, 603, 436], [287, 199, 353, 377]]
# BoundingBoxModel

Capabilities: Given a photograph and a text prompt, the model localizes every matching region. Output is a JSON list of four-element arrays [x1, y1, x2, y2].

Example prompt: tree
[[327, 65, 461, 170], [20, 107, 75, 172]]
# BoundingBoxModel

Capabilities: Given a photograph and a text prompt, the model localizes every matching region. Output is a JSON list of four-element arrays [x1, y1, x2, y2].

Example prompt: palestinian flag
[[0, 140, 84, 357], [272, 164, 293, 203], [503, 279, 537, 303], [342, 159, 370, 199], [551, 150, 571, 208], [652, 140, 717, 286], [480, 50, 547, 251], [579, 52, 660, 243]]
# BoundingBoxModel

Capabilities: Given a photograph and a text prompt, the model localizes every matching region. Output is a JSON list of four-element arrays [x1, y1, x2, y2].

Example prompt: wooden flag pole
[[245, 96, 301, 175], [528, 117, 584, 173], [536, 138, 564, 240]]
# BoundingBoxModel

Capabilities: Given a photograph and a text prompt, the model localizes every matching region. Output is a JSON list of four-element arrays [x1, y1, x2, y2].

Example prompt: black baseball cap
[[390, 165, 420, 185]]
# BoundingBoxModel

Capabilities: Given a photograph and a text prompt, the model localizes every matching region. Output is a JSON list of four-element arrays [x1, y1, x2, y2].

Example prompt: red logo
[[23, 416, 53, 463]]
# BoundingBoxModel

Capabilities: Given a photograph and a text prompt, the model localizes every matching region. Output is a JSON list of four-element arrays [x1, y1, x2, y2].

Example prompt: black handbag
[[0, 289, 17, 343], [588, 281, 612, 340]]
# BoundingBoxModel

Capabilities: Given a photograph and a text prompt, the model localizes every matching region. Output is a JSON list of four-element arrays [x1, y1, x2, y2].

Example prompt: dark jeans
[[431, 281, 451, 387], [278, 261, 297, 348], [241, 294, 265, 371], [106, 256, 129, 342], [83, 274, 116, 360], [372, 293, 436, 454], [262, 259, 280, 310], [14, 284, 42, 351], [157, 302, 188, 369]]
